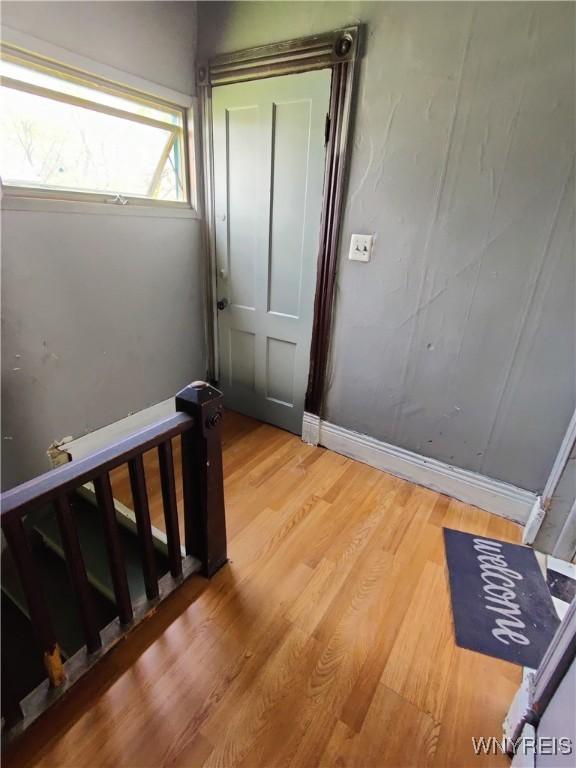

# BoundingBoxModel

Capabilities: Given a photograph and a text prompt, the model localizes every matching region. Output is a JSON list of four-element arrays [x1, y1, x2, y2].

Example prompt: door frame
[[524, 409, 576, 555], [505, 596, 576, 746], [197, 26, 362, 418]]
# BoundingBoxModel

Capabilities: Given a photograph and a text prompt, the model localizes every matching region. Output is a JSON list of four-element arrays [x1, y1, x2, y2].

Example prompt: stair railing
[[0, 381, 226, 738]]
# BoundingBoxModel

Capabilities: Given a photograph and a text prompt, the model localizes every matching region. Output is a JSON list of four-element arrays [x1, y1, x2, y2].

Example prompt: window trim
[[1, 42, 197, 212], [1, 192, 200, 219]]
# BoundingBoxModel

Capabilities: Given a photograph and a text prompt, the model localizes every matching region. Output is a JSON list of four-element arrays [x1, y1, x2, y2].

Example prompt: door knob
[[217, 298, 229, 311]]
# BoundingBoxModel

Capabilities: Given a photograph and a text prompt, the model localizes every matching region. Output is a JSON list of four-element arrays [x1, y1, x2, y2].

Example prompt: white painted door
[[212, 69, 331, 433]]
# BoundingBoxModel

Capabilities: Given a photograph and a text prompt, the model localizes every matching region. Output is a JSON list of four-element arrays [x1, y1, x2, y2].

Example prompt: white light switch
[[349, 234, 373, 262]]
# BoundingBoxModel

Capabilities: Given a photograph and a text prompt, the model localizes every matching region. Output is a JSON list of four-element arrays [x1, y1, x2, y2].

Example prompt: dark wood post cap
[[175, 383, 224, 433], [176, 381, 223, 407]]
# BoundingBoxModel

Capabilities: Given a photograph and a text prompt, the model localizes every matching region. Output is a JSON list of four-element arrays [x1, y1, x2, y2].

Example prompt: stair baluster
[[1, 517, 65, 688], [54, 494, 102, 653], [128, 455, 159, 600], [0, 381, 227, 741], [93, 473, 134, 626], [157, 440, 182, 578]]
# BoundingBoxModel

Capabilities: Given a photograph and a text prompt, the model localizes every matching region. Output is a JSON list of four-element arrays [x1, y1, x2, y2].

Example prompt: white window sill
[[1, 194, 202, 219]]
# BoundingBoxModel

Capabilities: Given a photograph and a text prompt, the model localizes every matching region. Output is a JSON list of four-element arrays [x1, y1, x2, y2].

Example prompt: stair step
[[1, 535, 117, 659], [33, 493, 171, 606], [1, 593, 47, 708]]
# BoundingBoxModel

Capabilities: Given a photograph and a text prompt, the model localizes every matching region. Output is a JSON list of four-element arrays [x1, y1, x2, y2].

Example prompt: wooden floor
[[7, 411, 522, 768]]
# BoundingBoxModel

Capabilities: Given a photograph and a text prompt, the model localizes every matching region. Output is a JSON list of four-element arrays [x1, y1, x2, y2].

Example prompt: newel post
[[176, 381, 227, 577]]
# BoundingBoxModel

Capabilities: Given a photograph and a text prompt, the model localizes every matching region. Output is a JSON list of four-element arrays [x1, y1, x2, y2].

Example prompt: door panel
[[268, 99, 311, 318], [230, 329, 256, 390], [227, 106, 260, 310], [267, 337, 297, 405], [213, 69, 331, 433]]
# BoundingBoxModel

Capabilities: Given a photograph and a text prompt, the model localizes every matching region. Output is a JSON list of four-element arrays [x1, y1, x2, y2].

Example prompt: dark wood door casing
[[198, 26, 362, 418]]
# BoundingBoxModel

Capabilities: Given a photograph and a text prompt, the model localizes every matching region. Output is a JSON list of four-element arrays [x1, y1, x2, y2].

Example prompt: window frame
[[0, 45, 197, 212]]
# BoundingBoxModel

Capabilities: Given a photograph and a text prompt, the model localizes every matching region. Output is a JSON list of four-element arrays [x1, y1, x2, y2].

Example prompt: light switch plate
[[349, 234, 373, 262]]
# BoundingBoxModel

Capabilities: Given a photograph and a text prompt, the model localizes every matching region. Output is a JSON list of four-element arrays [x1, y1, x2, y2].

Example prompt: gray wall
[[1, 2, 204, 489], [1, 1, 197, 95], [199, 1, 575, 492]]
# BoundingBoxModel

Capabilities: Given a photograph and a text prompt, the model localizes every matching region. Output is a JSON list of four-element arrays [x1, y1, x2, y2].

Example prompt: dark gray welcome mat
[[443, 528, 560, 668]]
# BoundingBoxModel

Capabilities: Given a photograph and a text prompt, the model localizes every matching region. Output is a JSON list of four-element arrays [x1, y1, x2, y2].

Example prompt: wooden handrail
[[1, 381, 227, 741], [1, 412, 194, 518]]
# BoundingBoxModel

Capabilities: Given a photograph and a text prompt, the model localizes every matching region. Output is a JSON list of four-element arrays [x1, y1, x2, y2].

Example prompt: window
[[0, 47, 191, 207]]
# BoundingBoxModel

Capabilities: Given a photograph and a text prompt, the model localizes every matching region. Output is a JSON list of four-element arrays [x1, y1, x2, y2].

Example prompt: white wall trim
[[304, 415, 536, 524], [529, 410, 576, 555], [54, 401, 535, 525], [542, 409, 576, 503], [46, 400, 181, 559], [504, 672, 535, 743], [522, 497, 546, 545], [553, 499, 576, 562], [302, 412, 320, 446], [53, 398, 174, 462], [1, 26, 194, 107], [1, 195, 201, 219]]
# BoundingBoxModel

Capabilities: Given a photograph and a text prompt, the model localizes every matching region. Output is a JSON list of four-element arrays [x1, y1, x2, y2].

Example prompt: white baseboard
[[46, 400, 179, 558], [50, 398, 174, 463], [303, 413, 536, 524], [522, 497, 545, 544], [302, 412, 321, 446]]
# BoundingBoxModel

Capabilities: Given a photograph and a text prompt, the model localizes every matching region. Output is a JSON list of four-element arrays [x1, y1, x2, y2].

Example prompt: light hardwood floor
[[7, 411, 522, 768]]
